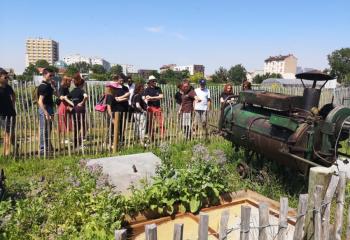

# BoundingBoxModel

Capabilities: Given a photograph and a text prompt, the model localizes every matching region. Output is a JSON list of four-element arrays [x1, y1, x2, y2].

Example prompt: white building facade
[[63, 54, 111, 70], [173, 64, 205, 75], [264, 54, 297, 79]]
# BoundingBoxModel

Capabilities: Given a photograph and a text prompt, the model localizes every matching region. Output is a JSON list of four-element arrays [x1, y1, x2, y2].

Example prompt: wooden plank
[[277, 197, 288, 240], [334, 172, 346, 240], [322, 174, 340, 240], [113, 112, 119, 153], [173, 223, 184, 240], [198, 212, 209, 240], [346, 203, 350, 240], [145, 223, 157, 240], [240, 205, 251, 240], [293, 194, 308, 240], [313, 185, 323, 240], [114, 229, 127, 240], [258, 202, 269, 240], [219, 209, 229, 240]]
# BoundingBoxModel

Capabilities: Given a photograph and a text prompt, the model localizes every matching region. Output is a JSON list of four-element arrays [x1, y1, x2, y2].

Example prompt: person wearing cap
[[0, 68, 16, 156], [142, 75, 164, 139], [194, 79, 211, 132], [37, 68, 57, 155], [106, 74, 130, 146]]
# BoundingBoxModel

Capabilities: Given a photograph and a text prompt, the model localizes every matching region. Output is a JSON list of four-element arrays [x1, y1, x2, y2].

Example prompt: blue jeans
[[39, 106, 54, 154]]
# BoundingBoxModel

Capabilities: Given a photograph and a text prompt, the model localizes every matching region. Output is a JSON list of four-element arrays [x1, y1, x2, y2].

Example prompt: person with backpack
[[106, 75, 130, 147], [0, 68, 16, 156], [131, 83, 147, 144], [67, 73, 88, 149], [37, 68, 57, 155]]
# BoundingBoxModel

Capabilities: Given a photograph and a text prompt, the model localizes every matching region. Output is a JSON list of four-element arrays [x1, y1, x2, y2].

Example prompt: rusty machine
[[219, 71, 350, 175]]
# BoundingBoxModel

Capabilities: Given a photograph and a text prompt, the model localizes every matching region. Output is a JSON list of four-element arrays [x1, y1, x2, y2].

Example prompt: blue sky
[[1, 0, 349, 74]]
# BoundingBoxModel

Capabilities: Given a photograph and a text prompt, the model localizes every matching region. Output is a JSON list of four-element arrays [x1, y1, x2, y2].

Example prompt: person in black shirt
[[67, 73, 88, 149], [143, 75, 164, 139], [106, 75, 130, 146], [131, 83, 147, 143], [175, 83, 183, 112], [38, 68, 57, 155], [0, 68, 16, 156]]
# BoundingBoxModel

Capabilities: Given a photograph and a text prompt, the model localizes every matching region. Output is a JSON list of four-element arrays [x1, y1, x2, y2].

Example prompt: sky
[[1, 0, 350, 74]]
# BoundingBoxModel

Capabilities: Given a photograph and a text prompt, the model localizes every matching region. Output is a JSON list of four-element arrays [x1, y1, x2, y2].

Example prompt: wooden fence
[[115, 172, 349, 240], [2, 81, 350, 158]]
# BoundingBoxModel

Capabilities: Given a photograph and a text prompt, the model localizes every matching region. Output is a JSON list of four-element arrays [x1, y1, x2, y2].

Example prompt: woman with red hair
[[57, 75, 74, 136], [220, 83, 233, 104]]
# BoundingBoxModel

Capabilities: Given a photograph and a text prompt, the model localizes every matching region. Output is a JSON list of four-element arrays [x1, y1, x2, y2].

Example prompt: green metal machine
[[219, 71, 350, 175]]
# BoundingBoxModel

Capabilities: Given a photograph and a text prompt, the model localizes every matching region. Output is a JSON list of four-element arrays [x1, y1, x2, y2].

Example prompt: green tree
[[109, 65, 123, 75], [70, 62, 91, 73], [211, 67, 228, 83], [20, 64, 39, 81], [227, 64, 247, 85], [150, 70, 160, 80], [91, 64, 106, 74], [35, 60, 50, 68], [189, 72, 204, 83], [90, 73, 109, 81], [65, 65, 79, 77], [328, 48, 350, 84], [253, 73, 282, 84]]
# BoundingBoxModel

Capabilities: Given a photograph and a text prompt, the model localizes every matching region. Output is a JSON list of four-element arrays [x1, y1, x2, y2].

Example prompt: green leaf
[[189, 197, 201, 213], [178, 203, 187, 213]]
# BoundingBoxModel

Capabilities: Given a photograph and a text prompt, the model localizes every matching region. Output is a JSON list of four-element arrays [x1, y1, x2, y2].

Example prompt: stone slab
[[86, 152, 161, 194]]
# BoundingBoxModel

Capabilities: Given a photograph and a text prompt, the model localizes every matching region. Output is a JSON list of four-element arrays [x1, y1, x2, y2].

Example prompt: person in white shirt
[[125, 76, 135, 105], [194, 79, 211, 130]]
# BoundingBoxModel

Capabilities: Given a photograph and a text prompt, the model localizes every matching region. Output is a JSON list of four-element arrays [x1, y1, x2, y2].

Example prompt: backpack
[[95, 95, 107, 112]]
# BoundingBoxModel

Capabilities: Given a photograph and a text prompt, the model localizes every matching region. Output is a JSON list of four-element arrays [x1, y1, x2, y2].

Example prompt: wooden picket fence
[[115, 172, 349, 240], [2, 81, 350, 158]]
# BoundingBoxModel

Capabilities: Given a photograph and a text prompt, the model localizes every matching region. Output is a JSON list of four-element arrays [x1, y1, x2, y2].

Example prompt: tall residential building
[[112, 64, 137, 75], [25, 38, 59, 67], [264, 54, 297, 79], [63, 54, 91, 65]]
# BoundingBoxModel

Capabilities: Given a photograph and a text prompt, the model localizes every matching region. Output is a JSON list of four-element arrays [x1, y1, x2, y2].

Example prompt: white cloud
[[171, 32, 186, 40], [145, 26, 163, 33]]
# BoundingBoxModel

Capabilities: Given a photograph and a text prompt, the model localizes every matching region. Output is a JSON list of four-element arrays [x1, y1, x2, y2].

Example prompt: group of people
[[0, 66, 252, 156]]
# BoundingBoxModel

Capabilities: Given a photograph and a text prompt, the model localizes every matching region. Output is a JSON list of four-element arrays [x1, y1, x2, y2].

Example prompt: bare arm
[[38, 95, 51, 120], [78, 93, 88, 107], [115, 92, 130, 102], [107, 104, 113, 118], [147, 93, 163, 101]]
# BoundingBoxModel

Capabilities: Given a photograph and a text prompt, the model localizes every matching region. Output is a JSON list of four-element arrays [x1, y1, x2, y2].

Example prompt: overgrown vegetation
[[0, 140, 347, 239]]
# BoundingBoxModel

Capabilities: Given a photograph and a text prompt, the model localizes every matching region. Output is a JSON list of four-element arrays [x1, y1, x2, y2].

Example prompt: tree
[[150, 70, 160, 80], [211, 67, 228, 83], [35, 60, 50, 68], [189, 72, 204, 83], [91, 64, 106, 74], [109, 65, 123, 75], [228, 64, 247, 85], [71, 62, 91, 73], [65, 65, 79, 77], [328, 48, 350, 84], [253, 73, 282, 84]]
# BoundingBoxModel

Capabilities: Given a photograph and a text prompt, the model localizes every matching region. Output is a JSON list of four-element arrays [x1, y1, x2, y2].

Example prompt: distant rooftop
[[264, 54, 296, 62]]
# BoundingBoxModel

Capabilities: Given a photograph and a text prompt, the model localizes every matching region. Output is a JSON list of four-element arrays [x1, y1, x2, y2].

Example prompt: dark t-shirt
[[0, 84, 16, 116], [175, 91, 182, 105], [59, 86, 69, 97], [106, 86, 129, 112], [181, 90, 196, 113], [38, 81, 54, 107], [132, 93, 147, 112], [220, 92, 233, 103], [143, 86, 162, 108], [68, 87, 85, 106]]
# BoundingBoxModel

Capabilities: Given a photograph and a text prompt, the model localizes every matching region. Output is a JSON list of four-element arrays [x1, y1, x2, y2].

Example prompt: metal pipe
[[279, 151, 321, 167]]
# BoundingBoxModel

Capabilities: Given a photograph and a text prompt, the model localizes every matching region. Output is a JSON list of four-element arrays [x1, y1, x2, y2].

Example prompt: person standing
[[38, 68, 57, 155], [106, 75, 130, 146], [125, 75, 135, 121], [0, 68, 16, 156], [175, 83, 183, 112], [178, 80, 198, 140], [57, 76, 73, 136], [131, 83, 147, 144], [220, 83, 233, 105], [143, 75, 164, 139], [242, 80, 252, 90], [194, 79, 211, 131], [67, 73, 88, 149]]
